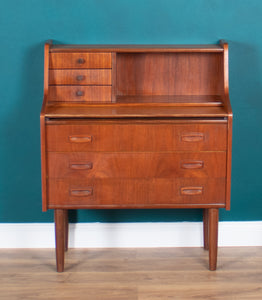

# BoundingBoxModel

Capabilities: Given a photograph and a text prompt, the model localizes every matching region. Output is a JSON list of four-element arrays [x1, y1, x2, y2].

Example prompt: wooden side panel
[[49, 69, 112, 85], [220, 40, 233, 210], [47, 152, 227, 179], [116, 53, 224, 96], [40, 41, 51, 212], [226, 115, 232, 210], [49, 53, 112, 69], [47, 178, 226, 208], [48, 86, 112, 102], [111, 52, 117, 102], [46, 123, 227, 152]]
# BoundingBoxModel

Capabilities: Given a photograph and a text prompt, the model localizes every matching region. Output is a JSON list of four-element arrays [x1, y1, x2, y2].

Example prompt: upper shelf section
[[50, 44, 224, 53], [42, 40, 232, 118]]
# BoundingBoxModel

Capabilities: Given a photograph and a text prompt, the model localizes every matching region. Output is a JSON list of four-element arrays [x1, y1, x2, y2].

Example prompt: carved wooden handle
[[181, 161, 204, 169], [70, 188, 93, 197], [69, 135, 92, 143], [181, 187, 203, 195], [69, 162, 93, 170], [181, 133, 204, 142]]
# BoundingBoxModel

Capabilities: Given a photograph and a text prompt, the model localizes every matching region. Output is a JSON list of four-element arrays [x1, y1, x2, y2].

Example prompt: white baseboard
[[0, 222, 262, 248]]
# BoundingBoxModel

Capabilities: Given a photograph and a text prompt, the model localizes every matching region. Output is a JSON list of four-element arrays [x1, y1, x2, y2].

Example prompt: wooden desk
[[40, 41, 232, 272]]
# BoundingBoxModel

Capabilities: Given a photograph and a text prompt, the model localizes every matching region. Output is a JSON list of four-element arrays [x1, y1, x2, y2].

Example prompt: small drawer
[[49, 69, 112, 85], [48, 86, 112, 102], [48, 179, 97, 207], [46, 122, 227, 152], [49, 53, 112, 69], [47, 152, 226, 180], [47, 178, 226, 208]]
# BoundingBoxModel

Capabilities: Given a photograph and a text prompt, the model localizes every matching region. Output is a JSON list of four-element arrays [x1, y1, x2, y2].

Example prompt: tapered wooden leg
[[203, 209, 209, 250], [208, 208, 219, 271], [55, 209, 65, 272], [64, 210, 69, 252]]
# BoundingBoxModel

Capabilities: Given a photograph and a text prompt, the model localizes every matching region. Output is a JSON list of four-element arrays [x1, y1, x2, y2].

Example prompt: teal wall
[[1, 0, 262, 223]]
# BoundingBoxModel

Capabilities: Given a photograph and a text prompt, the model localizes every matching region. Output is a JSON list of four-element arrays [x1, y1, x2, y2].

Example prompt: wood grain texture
[[47, 152, 227, 179], [46, 122, 227, 152], [49, 43, 224, 52], [208, 208, 219, 270], [54, 209, 66, 272], [0, 247, 261, 299], [44, 103, 229, 118], [116, 95, 223, 106], [49, 69, 112, 85], [47, 178, 226, 208], [49, 52, 112, 69], [111, 52, 117, 102], [48, 86, 112, 102], [203, 208, 209, 250], [40, 42, 232, 271], [220, 40, 233, 210], [40, 41, 51, 212], [116, 53, 223, 96], [226, 114, 233, 210]]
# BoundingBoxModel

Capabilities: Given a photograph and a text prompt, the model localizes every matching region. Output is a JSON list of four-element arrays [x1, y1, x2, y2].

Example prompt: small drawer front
[[47, 178, 226, 208], [48, 86, 112, 102], [47, 152, 226, 179], [49, 69, 112, 85], [48, 179, 96, 206], [49, 53, 112, 69], [46, 123, 227, 152]]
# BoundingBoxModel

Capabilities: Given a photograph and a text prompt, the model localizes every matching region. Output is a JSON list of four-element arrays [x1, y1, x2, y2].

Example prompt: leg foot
[[64, 210, 69, 252], [208, 208, 219, 271], [203, 209, 209, 250], [55, 209, 66, 272]]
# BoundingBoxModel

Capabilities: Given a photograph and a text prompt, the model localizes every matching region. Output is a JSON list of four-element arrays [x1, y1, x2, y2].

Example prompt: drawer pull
[[76, 75, 85, 81], [69, 162, 93, 170], [70, 188, 93, 197], [181, 133, 204, 142], [69, 135, 92, 143], [77, 58, 85, 64], [181, 187, 203, 195], [181, 161, 204, 169], [76, 90, 84, 97]]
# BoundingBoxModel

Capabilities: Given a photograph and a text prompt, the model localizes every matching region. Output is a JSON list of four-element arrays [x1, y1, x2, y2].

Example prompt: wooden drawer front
[[47, 152, 226, 179], [49, 69, 112, 85], [48, 86, 111, 102], [47, 178, 226, 207], [46, 123, 227, 152], [49, 53, 112, 69]]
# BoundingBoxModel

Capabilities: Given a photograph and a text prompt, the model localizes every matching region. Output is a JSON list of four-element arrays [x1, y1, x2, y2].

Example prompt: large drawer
[[48, 86, 112, 102], [46, 122, 227, 152], [49, 53, 112, 69], [47, 152, 226, 179], [47, 178, 226, 207], [49, 69, 112, 85]]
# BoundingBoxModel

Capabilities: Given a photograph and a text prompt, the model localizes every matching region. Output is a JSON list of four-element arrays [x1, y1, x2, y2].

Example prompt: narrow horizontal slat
[[44, 104, 228, 118], [49, 44, 224, 53]]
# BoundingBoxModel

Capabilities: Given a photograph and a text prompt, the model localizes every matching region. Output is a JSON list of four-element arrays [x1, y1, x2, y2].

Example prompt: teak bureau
[[40, 41, 232, 272]]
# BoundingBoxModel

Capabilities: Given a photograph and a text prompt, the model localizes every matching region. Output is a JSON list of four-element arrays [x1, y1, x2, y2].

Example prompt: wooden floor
[[0, 247, 262, 299]]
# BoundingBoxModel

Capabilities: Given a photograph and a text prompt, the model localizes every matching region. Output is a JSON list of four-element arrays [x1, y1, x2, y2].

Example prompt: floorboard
[[0, 247, 262, 299]]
